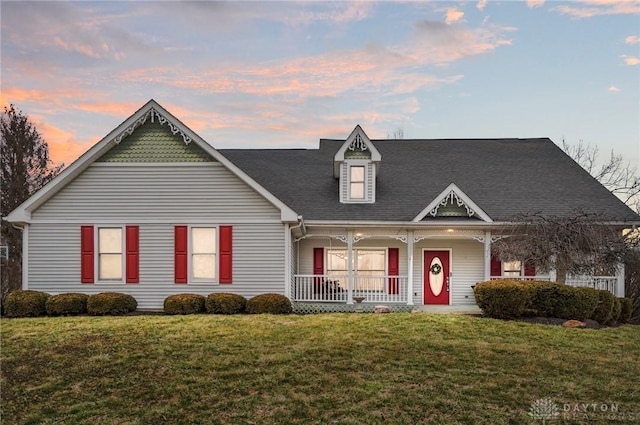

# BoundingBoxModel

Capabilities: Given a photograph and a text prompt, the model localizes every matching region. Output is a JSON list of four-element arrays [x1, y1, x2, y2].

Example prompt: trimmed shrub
[[246, 293, 293, 315], [532, 282, 561, 317], [553, 286, 599, 321], [591, 290, 615, 324], [473, 280, 530, 319], [206, 293, 247, 315], [164, 294, 205, 315], [87, 292, 137, 316], [609, 297, 622, 324], [4, 290, 50, 317], [619, 298, 633, 323], [45, 293, 89, 316]]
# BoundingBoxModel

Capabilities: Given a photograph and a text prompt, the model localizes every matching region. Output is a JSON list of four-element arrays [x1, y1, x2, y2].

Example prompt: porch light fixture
[[446, 229, 454, 233]]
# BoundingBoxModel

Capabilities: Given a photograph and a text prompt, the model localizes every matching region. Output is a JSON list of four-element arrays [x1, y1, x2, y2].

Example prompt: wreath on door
[[430, 263, 442, 275]]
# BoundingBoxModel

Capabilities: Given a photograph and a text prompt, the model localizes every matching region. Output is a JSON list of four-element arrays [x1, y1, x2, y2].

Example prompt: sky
[[1, 0, 639, 168]]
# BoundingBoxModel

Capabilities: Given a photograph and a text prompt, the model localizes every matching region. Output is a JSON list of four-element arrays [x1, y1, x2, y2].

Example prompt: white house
[[5, 100, 639, 311]]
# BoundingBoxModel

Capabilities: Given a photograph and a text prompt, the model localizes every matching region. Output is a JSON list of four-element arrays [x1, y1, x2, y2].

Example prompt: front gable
[[5, 100, 298, 223], [413, 183, 493, 222]]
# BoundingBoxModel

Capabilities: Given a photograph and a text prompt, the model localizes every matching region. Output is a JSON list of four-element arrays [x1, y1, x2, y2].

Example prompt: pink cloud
[[445, 8, 465, 25], [621, 55, 640, 65], [526, 0, 545, 8], [625, 35, 640, 44], [31, 118, 89, 165], [552, 0, 640, 18], [476, 0, 488, 11]]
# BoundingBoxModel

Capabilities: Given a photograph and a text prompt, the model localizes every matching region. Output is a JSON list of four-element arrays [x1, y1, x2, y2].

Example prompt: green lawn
[[2, 313, 639, 425]]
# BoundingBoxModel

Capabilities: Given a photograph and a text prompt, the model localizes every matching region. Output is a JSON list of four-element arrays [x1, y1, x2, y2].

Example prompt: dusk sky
[[1, 1, 639, 168]]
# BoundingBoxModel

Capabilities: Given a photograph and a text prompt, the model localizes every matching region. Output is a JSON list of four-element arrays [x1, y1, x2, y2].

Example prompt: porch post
[[483, 230, 491, 281], [407, 230, 414, 305], [616, 263, 625, 297], [347, 229, 354, 305]]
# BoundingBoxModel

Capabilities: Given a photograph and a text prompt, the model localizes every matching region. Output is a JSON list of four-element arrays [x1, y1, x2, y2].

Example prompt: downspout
[[287, 216, 306, 301]]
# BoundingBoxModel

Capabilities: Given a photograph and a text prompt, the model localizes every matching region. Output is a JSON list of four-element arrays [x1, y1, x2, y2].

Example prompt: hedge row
[[164, 293, 291, 315], [473, 279, 632, 324], [4, 291, 137, 317], [3, 290, 292, 317]]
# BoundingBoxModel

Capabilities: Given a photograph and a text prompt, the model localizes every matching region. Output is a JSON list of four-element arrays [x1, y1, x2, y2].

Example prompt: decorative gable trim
[[333, 125, 381, 178], [112, 108, 192, 145], [412, 183, 493, 223], [4, 99, 299, 224]]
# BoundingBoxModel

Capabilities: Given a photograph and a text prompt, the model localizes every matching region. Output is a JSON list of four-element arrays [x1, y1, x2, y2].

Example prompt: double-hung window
[[191, 227, 217, 280], [349, 165, 365, 200], [98, 227, 123, 281]]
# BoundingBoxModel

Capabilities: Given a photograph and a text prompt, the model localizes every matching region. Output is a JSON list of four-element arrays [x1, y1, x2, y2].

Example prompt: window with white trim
[[98, 227, 123, 281], [349, 165, 365, 200], [327, 249, 386, 291], [191, 227, 217, 280], [503, 260, 522, 277]]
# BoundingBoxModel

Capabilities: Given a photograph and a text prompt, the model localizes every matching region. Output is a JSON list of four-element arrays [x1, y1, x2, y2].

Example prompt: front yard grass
[[2, 313, 639, 424]]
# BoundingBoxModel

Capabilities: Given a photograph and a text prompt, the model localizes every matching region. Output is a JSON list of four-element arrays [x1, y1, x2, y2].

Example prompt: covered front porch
[[288, 226, 624, 307]]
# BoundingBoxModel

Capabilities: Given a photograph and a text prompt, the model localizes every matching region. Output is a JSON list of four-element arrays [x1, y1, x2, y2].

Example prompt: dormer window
[[334, 125, 381, 204], [349, 165, 365, 199]]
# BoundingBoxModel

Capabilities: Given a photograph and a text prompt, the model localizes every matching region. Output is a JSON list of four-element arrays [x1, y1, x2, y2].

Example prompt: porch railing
[[490, 275, 617, 295], [293, 274, 408, 304], [566, 276, 617, 294], [490, 275, 551, 281]]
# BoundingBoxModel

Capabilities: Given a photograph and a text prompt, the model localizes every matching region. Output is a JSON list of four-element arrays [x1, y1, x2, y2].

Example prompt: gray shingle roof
[[220, 138, 639, 222]]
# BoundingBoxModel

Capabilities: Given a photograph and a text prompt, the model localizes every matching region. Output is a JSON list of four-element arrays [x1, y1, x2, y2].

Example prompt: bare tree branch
[[562, 139, 640, 213]]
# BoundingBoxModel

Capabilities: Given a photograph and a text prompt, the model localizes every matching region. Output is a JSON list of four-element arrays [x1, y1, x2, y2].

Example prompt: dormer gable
[[412, 183, 493, 222], [334, 125, 381, 204]]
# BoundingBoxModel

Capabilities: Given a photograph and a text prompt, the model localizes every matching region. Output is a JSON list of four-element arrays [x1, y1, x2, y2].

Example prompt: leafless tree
[[492, 211, 638, 284], [387, 127, 404, 140], [562, 139, 640, 213]]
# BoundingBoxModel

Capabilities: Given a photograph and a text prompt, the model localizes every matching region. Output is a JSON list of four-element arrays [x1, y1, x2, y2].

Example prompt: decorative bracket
[[112, 108, 192, 145], [330, 235, 349, 244], [347, 134, 368, 152], [429, 190, 475, 218]]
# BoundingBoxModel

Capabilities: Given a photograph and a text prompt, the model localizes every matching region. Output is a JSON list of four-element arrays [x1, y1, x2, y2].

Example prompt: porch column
[[407, 230, 414, 305], [616, 263, 625, 297], [483, 230, 491, 281], [347, 229, 354, 305]]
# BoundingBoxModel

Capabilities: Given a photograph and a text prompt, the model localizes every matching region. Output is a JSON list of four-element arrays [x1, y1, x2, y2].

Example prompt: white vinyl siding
[[26, 163, 287, 309], [32, 163, 281, 222]]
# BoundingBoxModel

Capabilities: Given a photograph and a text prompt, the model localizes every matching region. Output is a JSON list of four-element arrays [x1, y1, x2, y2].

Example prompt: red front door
[[424, 250, 450, 305]]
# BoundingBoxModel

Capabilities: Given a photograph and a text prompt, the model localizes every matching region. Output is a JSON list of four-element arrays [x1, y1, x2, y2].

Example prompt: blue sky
[[1, 1, 639, 168]]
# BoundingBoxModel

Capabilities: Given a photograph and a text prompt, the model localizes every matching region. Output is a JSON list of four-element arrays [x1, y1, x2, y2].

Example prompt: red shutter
[[80, 226, 94, 283], [125, 226, 139, 284], [313, 248, 324, 287], [388, 248, 399, 295], [524, 261, 536, 278], [174, 226, 188, 284], [490, 256, 502, 279], [219, 226, 233, 284]]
